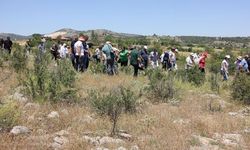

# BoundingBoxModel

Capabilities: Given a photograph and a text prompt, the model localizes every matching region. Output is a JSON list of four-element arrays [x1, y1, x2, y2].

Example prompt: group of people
[[221, 55, 250, 81], [0, 37, 13, 54]]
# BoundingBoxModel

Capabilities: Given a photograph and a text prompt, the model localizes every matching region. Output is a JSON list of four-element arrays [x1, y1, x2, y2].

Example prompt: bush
[[89, 63, 106, 74], [0, 102, 20, 129], [11, 44, 28, 73], [89, 86, 138, 135], [147, 69, 178, 102], [176, 67, 205, 86], [231, 73, 250, 104], [210, 73, 220, 93]]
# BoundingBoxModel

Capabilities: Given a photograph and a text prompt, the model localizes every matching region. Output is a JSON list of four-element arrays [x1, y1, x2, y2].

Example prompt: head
[[245, 55, 249, 59], [225, 55, 230, 60], [7, 37, 10, 40], [237, 56, 242, 61], [144, 46, 148, 50], [78, 36, 86, 42]]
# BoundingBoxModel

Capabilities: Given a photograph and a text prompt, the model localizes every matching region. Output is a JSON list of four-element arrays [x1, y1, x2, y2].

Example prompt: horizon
[[1, 0, 250, 37]]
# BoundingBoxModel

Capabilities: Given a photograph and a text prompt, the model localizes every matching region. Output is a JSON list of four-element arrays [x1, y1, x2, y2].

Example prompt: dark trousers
[[132, 64, 139, 77], [75, 55, 80, 71], [120, 61, 128, 67], [107, 59, 115, 75], [82, 55, 89, 71]]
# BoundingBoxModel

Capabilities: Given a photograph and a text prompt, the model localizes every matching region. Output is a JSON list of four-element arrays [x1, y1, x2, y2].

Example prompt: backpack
[[163, 52, 169, 61]]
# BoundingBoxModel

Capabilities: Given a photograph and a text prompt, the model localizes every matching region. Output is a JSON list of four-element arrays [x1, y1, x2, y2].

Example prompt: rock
[[228, 112, 238, 116], [238, 107, 250, 116], [117, 146, 127, 150], [95, 147, 110, 150], [130, 145, 139, 150], [82, 135, 100, 146], [12, 92, 28, 104], [61, 109, 69, 115], [51, 142, 63, 150], [213, 133, 246, 149], [190, 135, 219, 150], [118, 132, 132, 140], [48, 111, 60, 118], [24, 103, 40, 110], [55, 130, 70, 137], [99, 136, 125, 145], [10, 126, 30, 135], [173, 118, 190, 125], [244, 128, 250, 133], [53, 136, 69, 145]]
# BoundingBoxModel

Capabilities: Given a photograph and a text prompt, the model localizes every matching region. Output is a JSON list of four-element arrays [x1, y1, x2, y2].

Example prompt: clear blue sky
[[1, 0, 250, 36]]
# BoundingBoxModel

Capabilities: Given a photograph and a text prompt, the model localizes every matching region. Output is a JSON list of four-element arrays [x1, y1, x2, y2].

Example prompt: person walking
[[0, 38, 4, 49], [199, 52, 208, 73], [150, 49, 159, 69], [240, 55, 249, 72], [130, 47, 141, 77], [74, 35, 85, 72], [82, 36, 89, 71], [70, 37, 78, 69], [169, 48, 178, 70], [185, 53, 195, 70], [102, 41, 115, 75], [119, 47, 129, 67], [4, 37, 13, 54], [221, 55, 230, 81], [139, 46, 149, 69]]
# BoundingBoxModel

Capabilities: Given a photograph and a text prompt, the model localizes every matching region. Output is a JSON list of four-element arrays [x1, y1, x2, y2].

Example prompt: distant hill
[[0, 33, 30, 40]]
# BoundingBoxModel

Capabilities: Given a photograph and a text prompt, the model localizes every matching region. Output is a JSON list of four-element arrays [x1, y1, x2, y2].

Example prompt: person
[[82, 36, 90, 71], [160, 50, 171, 70], [246, 55, 250, 71], [169, 48, 178, 70], [4, 37, 13, 54], [50, 44, 59, 60], [59, 43, 68, 59], [119, 47, 129, 66], [102, 41, 115, 75], [38, 40, 46, 54], [130, 47, 140, 77], [221, 55, 230, 81], [70, 37, 78, 68], [139, 46, 149, 69], [74, 35, 85, 72], [240, 55, 249, 72], [234, 56, 242, 73], [93, 47, 101, 63], [185, 53, 195, 70], [150, 49, 159, 68], [0, 38, 4, 49], [199, 52, 208, 73]]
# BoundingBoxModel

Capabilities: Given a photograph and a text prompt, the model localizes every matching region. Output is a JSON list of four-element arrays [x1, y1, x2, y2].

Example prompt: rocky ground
[[0, 72, 250, 150]]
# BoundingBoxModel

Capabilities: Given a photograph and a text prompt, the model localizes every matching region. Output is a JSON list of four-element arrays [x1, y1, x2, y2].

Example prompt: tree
[[91, 30, 99, 46]]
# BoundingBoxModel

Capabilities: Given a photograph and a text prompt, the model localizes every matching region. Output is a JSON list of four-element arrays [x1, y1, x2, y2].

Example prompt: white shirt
[[169, 51, 176, 63], [221, 59, 229, 72], [185, 56, 194, 69], [74, 41, 84, 56]]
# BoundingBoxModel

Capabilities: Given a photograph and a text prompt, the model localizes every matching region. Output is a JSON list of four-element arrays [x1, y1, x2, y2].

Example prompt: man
[[234, 56, 242, 73], [221, 55, 230, 81], [4, 37, 13, 54], [130, 47, 140, 77], [139, 46, 149, 69], [119, 47, 129, 66], [240, 55, 249, 72], [102, 41, 115, 75], [82, 36, 89, 71], [59, 43, 68, 59], [74, 35, 85, 72], [70, 36, 78, 68], [168, 48, 178, 70], [0, 38, 4, 49], [246, 55, 250, 71], [150, 49, 159, 69], [185, 53, 195, 70]]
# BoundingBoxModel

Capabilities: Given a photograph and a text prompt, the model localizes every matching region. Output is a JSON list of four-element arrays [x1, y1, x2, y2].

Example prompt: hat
[[106, 41, 111, 44], [225, 55, 230, 59], [175, 49, 179, 53], [245, 55, 249, 58], [237, 56, 242, 60], [41, 38, 46, 43], [144, 46, 148, 49], [190, 53, 194, 56], [63, 43, 67, 47]]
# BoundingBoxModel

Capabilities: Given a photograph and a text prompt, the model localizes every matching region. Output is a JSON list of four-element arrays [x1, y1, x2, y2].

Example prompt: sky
[[1, 0, 250, 37]]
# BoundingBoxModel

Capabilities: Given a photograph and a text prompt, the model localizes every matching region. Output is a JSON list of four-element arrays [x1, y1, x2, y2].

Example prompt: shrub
[[0, 102, 20, 129], [57, 59, 76, 87], [11, 43, 28, 73], [147, 69, 178, 102], [89, 86, 138, 135], [89, 63, 106, 74], [176, 67, 205, 86], [210, 73, 220, 93], [231, 73, 250, 104]]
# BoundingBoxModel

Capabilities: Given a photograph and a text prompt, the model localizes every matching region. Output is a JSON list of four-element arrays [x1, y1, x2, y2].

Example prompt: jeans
[[106, 58, 115, 75], [132, 64, 139, 77]]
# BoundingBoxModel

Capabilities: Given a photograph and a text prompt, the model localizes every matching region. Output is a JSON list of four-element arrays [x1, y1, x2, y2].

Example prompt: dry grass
[[0, 69, 249, 150]]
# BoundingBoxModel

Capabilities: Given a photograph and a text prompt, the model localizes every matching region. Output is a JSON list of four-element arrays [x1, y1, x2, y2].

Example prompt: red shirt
[[199, 56, 206, 69]]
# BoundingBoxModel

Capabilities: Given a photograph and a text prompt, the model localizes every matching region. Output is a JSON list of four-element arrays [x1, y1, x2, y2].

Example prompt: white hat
[[237, 56, 242, 60], [190, 52, 194, 56], [175, 49, 179, 52], [225, 55, 230, 59], [144, 46, 148, 49], [63, 43, 67, 47], [106, 41, 111, 44]]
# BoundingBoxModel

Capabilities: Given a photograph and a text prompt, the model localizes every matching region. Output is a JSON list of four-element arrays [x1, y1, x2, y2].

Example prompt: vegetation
[[0, 102, 20, 129], [89, 86, 138, 136]]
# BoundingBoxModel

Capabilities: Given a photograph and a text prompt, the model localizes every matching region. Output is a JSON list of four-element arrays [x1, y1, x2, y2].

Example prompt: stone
[[130, 145, 139, 150], [82, 135, 100, 146], [118, 132, 132, 140], [95, 147, 110, 150], [10, 126, 30, 135], [99, 136, 125, 145], [61, 109, 69, 115], [117, 146, 127, 150], [24, 103, 40, 110], [228, 112, 238, 116], [53, 136, 69, 145], [55, 130, 70, 137], [244, 128, 250, 133], [48, 111, 60, 118], [12, 92, 28, 104], [173, 118, 191, 125]]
